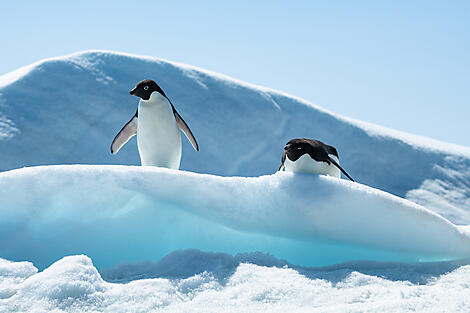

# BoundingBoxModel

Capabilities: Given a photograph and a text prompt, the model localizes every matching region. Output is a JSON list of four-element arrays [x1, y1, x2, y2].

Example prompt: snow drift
[[1, 51, 470, 225], [1, 254, 470, 312], [1, 165, 469, 270]]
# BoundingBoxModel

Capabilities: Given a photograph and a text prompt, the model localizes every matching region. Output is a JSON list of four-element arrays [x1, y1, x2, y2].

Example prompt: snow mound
[[1, 50, 470, 224], [1, 254, 470, 313], [0, 259, 37, 300], [1, 165, 469, 270]]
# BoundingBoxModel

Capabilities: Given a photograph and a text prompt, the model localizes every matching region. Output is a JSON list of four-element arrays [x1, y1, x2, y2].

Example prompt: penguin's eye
[[143, 86, 149, 91], [297, 147, 302, 150]]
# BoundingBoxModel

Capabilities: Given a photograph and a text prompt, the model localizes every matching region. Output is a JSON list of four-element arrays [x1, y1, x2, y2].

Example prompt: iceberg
[[1, 51, 470, 225], [1, 51, 470, 312], [1, 165, 469, 270]]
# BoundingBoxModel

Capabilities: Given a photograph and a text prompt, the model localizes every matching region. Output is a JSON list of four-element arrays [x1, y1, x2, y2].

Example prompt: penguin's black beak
[[129, 87, 137, 95]]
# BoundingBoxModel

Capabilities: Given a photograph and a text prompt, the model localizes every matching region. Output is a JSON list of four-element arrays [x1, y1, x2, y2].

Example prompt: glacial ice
[[1, 165, 469, 270], [1, 51, 470, 225], [1, 51, 470, 312]]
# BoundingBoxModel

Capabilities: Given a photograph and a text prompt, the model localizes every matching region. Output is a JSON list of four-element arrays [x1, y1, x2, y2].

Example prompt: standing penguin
[[278, 138, 354, 181], [111, 79, 199, 169]]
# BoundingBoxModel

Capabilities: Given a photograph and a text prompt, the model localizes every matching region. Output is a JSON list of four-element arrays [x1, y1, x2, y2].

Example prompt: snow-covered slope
[[2, 52, 470, 312], [1, 51, 470, 224], [1, 165, 469, 270]]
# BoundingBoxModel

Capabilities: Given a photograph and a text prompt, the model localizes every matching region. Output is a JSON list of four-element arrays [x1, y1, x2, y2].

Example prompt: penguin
[[111, 79, 199, 168], [278, 138, 354, 181]]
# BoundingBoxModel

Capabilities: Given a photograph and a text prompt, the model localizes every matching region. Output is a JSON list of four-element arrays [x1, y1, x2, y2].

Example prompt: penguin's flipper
[[328, 156, 355, 182], [278, 151, 286, 171], [173, 108, 199, 152], [111, 114, 138, 154]]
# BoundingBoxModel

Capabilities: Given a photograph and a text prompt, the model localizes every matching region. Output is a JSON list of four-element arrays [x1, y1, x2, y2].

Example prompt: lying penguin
[[111, 79, 199, 169], [278, 138, 354, 181]]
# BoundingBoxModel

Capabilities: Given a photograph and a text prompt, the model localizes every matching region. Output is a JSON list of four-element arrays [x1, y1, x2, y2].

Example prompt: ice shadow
[[100, 249, 470, 285]]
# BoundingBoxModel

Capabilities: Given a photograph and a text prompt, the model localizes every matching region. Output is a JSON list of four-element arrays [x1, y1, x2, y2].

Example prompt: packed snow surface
[[1, 165, 469, 270], [1, 51, 470, 225], [1, 254, 470, 312]]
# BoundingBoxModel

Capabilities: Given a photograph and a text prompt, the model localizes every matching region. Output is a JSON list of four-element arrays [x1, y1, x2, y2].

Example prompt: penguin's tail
[[328, 157, 355, 182]]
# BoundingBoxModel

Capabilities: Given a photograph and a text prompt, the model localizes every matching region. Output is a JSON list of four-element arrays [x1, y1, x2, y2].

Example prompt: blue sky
[[1, 1, 469, 146]]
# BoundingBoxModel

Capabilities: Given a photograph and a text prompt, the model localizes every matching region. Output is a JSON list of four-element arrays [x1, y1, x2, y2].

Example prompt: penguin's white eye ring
[[297, 147, 302, 150], [144, 86, 149, 91]]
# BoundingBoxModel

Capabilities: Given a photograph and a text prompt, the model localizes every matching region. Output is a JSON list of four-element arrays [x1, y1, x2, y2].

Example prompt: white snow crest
[[0, 258, 37, 300], [1, 255, 470, 312]]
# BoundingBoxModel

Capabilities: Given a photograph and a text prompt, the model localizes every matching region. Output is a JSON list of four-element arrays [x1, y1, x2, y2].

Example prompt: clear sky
[[1, 1, 469, 146]]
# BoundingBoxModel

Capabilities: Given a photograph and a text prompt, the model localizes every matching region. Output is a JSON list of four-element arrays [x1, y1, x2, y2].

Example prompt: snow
[[1, 51, 470, 311], [1, 254, 470, 312], [1, 165, 469, 271], [1, 50, 470, 226], [0, 259, 37, 300], [0, 115, 18, 140]]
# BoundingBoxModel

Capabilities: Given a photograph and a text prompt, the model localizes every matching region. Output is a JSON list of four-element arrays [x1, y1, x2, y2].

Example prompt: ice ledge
[[1, 165, 469, 269]]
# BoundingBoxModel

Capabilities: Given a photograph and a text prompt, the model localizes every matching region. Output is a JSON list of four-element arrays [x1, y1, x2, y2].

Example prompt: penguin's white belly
[[137, 96, 181, 169], [284, 153, 341, 178]]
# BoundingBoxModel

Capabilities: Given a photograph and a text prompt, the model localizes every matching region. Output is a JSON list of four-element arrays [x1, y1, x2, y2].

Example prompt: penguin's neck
[[285, 153, 341, 178], [138, 92, 175, 128], [139, 92, 171, 110]]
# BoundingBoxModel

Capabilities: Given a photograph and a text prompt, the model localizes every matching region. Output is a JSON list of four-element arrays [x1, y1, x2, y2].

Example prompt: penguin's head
[[129, 79, 166, 100], [283, 139, 309, 162]]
